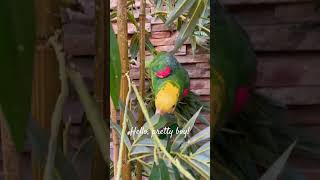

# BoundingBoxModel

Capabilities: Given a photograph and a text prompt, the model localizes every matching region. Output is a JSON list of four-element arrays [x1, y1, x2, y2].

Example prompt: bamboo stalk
[[111, 97, 119, 177], [32, 0, 61, 179], [136, 0, 146, 179], [0, 107, 21, 180], [91, 0, 109, 178], [117, 0, 131, 179]]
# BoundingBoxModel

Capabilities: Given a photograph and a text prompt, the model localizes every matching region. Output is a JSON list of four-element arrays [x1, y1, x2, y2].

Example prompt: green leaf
[[0, 0, 36, 151], [172, 163, 182, 180], [127, 11, 139, 29], [110, 121, 132, 149], [165, 0, 196, 26], [149, 162, 160, 180], [173, 0, 205, 52], [110, 23, 121, 108], [259, 141, 296, 180], [159, 159, 170, 180], [131, 146, 153, 155], [180, 127, 210, 152], [171, 107, 202, 152], [119, 100, 137, 131], [145, 35, 157, 56], [149, 159, 170, 180]]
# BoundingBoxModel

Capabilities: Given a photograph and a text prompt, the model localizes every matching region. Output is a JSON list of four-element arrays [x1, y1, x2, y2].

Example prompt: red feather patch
[[234, 87, 250, 113], [183, 88, 189, 97], [155, 66, 171, 78]]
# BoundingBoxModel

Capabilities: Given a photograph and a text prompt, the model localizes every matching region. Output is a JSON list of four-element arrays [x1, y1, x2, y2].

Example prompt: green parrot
[[146, 52, 190, 115]]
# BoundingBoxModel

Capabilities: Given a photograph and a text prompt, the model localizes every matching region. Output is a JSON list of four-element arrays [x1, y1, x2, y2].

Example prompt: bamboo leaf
[[130, 32, 140, 59], [127, 11, 139, 29], [171, 107, 202, 152], [172, 164, 182, 180], [165, 0, 196, 26], [149, 162, 160, 180], [131, 146, 153, 155], [110, 23, 121, 108], [149, 159, 170, 180], [173, 0, 205, 52], [259, 141, 296, 180], [145, 35, 157, 56], [159, 159, 170, 180], [110, 121, 132, 149], [0, 0, 36, 151], [119, 100, 137, 130], [180, 127, 210, 153]]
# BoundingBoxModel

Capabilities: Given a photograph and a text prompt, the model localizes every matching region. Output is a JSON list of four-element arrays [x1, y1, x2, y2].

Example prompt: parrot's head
[[155, 81, 180, 115]]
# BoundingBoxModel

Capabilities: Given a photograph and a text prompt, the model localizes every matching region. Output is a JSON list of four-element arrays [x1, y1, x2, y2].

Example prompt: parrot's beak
[[155, 109, 164, 116]]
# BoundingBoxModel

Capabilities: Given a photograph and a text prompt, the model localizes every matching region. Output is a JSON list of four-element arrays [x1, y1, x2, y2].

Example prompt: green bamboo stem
[[117, 0, 131, 178], [115, 72, 131, 180], [44, 30, 69, 180], [137, 0, 146, 179]]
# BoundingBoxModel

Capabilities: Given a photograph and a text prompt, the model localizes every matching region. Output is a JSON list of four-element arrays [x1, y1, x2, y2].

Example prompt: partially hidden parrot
[[212, 1, 257, 134], [146, 52, 190, 115]]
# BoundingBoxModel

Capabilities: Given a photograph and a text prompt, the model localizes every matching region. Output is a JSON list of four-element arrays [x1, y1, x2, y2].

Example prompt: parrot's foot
[[130, 59, 140, 68]]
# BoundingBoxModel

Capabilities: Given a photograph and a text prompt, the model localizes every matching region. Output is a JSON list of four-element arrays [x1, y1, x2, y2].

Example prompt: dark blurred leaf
[[28, 119, 80, 180], [259, 141, 296, 180], [0, 0, 36, 151], [110, 23, 121, 108]]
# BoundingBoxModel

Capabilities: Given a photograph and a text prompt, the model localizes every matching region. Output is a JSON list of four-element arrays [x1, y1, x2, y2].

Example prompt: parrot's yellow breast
[[155, 82, 180, 115]]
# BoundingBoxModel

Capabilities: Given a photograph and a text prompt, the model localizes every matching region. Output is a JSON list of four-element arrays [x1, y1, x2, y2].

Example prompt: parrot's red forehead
[[155, 65, 171, 78]]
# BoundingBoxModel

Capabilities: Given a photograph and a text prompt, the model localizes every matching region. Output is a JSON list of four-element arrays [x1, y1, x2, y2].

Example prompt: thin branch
[[44, 30, 69, 180], [110, 97, 119, 177], [67, 66, 108, 163], [115, 72, 132, 180], [63, 116, 72, 156]]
